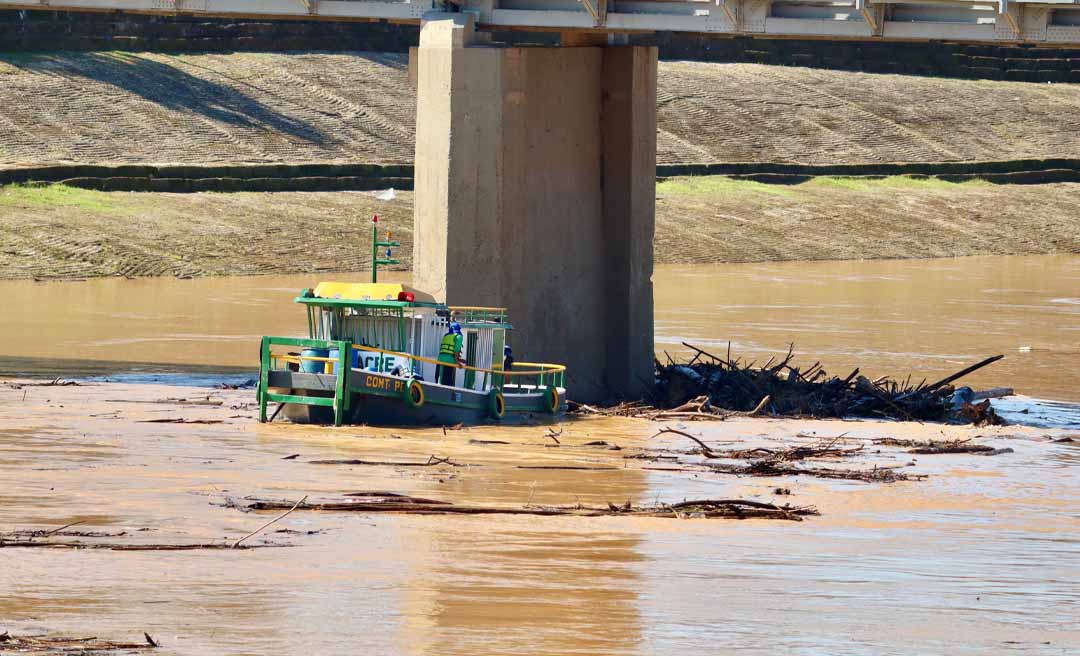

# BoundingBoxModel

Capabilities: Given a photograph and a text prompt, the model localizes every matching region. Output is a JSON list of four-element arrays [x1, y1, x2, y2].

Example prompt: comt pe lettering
[[364, 376, 404, 392]]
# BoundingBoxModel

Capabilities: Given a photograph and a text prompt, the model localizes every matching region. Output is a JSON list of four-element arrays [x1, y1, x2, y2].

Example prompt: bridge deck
[[2, 0, 1080, 45]]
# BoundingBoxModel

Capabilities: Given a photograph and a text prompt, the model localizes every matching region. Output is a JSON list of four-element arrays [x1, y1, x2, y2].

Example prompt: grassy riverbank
[[1, 177, 1077, 280]]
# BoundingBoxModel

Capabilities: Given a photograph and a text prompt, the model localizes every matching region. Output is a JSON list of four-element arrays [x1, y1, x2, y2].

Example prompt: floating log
[[226, 494, 818, 521], [307, 455, 465, 467], [136, 418, 225, 424], [706, 460, 925, 483], [922, 355, 1004, 393], [910, 444, 1013, 455], [719, 441, 864, 462], [0, 540, 283, 550], [0, 632, 157, 651], [515, 465, 618, 471]]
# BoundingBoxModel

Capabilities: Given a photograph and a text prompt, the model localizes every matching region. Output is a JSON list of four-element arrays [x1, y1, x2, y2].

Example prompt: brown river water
[[1, 255, 1078, 402], [1, 255, 1078, 654]]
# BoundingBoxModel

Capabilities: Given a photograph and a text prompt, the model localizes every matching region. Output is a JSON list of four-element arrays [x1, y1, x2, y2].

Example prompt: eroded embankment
[[1, 177, 1077, 280]]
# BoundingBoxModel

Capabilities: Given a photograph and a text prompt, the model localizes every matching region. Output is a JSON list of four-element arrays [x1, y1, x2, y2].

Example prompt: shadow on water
[[8, 52, 329, 145]]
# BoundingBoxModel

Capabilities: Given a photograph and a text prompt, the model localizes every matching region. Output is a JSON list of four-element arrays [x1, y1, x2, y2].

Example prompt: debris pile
[[578, 343, 1007, 424], [643, 428, 926, 483]]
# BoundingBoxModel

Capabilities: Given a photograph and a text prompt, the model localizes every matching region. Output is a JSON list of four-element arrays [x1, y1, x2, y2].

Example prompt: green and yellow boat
[[256, 281, 567, 426]]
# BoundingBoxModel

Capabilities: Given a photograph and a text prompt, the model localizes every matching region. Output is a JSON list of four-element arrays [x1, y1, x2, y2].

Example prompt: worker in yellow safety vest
[[435, 322, 464, 386]]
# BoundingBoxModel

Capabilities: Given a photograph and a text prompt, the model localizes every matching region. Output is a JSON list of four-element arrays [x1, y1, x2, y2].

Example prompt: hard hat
[[449, 322, 462, 334]]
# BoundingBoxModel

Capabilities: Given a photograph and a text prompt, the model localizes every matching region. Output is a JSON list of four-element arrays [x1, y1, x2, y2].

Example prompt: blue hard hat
[[449, 322, 462, 334]]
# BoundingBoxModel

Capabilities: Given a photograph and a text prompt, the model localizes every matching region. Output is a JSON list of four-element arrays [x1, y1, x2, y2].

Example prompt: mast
[[370, 214, 401, 283]]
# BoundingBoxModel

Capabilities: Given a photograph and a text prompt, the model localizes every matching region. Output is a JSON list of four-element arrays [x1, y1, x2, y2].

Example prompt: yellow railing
[[350, 344, 565, 379]]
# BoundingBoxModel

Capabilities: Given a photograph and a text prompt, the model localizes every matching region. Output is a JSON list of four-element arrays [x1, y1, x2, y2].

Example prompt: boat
[[256, 223, 567, 426]]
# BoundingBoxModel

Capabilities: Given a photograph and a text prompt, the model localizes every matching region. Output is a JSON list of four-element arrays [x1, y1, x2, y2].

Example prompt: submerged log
[[706, 460, 925, 483], [874, 437, 1012, 455]]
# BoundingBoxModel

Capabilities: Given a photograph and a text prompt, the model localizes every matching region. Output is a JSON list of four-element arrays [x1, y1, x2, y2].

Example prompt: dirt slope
[[1, 178, 1076, 280], [653, 177, 1080, 264], [1, 52, 1079, 168]]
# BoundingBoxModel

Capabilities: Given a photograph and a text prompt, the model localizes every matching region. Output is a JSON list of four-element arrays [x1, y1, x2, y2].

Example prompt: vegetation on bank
[[0, 183, 132, 214], [0, 174, 1009, 219], [656, 174, 993, 197], [657, 176, 795, 197], [800, 176, 992, 192]]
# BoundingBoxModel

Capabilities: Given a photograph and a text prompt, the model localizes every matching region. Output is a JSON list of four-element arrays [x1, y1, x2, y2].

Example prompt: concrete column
[[600, 46, 658, 403], [413, 15, 658, 403]]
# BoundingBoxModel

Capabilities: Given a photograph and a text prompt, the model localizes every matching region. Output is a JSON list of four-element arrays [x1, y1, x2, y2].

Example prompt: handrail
[[267, 343, 565, 379], [514, 361, 566, 371], [350, 344, 565, 378], [448, 306, 508, 312]]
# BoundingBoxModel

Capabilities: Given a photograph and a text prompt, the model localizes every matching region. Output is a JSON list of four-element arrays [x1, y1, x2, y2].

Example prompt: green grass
[[802, 175, 992, 191], [0, 184, 131, 215], [656, 176, 795, 197], [657, 174, 993, 197]]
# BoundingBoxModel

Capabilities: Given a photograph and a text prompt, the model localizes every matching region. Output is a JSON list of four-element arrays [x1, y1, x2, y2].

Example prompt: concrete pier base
[[413, 16, 657, 403]]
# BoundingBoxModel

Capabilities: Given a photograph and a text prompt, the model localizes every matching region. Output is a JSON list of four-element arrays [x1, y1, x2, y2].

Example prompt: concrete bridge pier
[[412, 15, 657, 403]]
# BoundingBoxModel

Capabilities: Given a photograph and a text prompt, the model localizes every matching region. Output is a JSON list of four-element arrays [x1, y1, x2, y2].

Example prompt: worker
[[503, 345, 514, 373], [435, 322, 464, 386], [500, 345, 515, 388]]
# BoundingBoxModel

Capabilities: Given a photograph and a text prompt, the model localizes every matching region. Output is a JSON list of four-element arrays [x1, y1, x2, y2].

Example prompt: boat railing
[[258, 336, 354, 425], [350, 344, 566, 391], [261, 337, 565, 394]]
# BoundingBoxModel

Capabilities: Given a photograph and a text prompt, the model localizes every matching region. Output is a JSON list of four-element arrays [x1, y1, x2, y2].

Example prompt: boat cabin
[[298, 281, 512, 392]]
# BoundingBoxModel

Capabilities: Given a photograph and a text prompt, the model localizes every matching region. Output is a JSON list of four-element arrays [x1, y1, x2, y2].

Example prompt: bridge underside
[[2, 1, 1080, 46]]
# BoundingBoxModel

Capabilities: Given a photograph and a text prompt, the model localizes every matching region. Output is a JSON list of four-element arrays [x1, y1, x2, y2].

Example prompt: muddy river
[[1, 255, 1078, 654], [2, 255, 1078, 401]]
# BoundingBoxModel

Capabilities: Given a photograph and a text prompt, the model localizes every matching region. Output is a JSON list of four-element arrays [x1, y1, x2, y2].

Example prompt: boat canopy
[[302, 282, 438, 306]]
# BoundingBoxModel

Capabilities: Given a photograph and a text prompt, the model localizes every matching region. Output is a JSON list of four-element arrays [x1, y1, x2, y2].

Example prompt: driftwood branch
[[651, 427, 721, 458], [232, 495, 307, 548]]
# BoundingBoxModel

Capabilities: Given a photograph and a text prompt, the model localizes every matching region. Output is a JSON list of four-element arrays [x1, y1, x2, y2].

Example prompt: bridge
[[3, 0, 1080, 44], [6, 0, 1078, 401]]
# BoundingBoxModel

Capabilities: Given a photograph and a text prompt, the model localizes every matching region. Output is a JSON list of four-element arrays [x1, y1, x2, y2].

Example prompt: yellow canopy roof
[[312, 282, 437, 303]]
